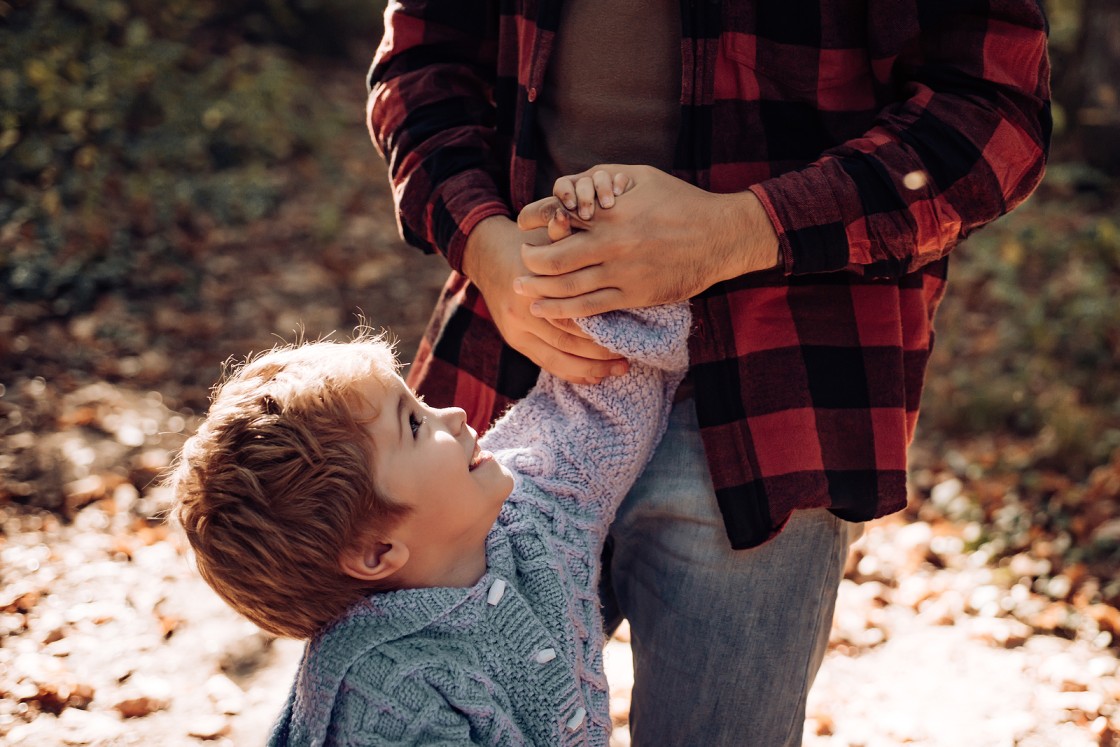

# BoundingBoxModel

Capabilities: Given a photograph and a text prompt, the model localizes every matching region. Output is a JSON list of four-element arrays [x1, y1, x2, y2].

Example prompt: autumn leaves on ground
[[2, 2, 1120, 745]]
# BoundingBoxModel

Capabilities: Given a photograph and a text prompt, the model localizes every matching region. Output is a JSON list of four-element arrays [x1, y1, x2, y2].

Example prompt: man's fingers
[[534, 351, 627, 383], [528, 288, 628, 320], [545, 317, 587, 337], [513, 266, 604, 300], [523, 334, 627, 382], [513, 313, 629, 382], [521, 233, 595, 275], [542, 326, 621, 362]]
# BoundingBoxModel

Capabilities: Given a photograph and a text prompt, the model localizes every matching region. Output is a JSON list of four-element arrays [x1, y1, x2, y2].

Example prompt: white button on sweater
[[486, 579, 507, 606]]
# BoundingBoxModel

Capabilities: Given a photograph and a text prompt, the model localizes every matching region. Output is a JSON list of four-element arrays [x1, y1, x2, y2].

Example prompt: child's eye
[[409, 413, 426, 438]]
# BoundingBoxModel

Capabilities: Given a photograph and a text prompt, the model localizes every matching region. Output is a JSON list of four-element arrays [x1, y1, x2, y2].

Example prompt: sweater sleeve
[[323, 669, 481, 747], [749, 0, 1050, 279], [481, 303, 690, 526], [366, 0, 511, 274]]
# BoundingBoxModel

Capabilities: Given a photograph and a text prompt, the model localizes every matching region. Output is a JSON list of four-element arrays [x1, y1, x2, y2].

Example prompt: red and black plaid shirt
[[367, 0, 1051, 549]]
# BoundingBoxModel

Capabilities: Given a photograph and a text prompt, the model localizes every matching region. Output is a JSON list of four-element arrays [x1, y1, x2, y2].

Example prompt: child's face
[[356, 373, 515, 582]]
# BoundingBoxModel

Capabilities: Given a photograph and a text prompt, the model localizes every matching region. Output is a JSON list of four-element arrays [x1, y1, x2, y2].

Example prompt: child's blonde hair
[[170, 333, 410, 639]]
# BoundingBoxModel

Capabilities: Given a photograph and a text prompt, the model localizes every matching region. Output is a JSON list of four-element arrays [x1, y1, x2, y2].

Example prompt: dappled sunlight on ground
[[4, 505, 1116, 745]]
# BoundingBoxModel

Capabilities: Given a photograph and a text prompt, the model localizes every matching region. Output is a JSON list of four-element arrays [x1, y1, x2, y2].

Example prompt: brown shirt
[[534, 0, 681, 198]]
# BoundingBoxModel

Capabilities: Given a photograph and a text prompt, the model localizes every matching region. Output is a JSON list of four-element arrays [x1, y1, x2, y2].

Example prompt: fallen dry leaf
[[187, 715, 231, 740], [112, 694, 170, 718]]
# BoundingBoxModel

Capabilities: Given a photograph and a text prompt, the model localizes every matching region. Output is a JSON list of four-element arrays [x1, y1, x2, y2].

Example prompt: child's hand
[[517, 169, 635, 238], [545, 206, 573, 242], [553, 169, 634, 222]]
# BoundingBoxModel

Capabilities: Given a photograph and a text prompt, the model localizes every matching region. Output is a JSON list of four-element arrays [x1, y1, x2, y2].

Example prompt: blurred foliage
[[1045, 0, 1120, 170], [923, 169, 1120, 477], [919, 167, 1120, 599], [0, 0, 383, 315]]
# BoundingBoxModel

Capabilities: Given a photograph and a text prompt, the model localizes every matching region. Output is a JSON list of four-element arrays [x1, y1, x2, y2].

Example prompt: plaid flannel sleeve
[[366, 1, 512, 273], [750, 0, 1051, 279]]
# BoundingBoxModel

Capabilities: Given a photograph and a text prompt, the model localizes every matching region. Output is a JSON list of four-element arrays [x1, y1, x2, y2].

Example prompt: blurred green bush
[[0, 0, 383, 314], [922, 169, 1120, 479]]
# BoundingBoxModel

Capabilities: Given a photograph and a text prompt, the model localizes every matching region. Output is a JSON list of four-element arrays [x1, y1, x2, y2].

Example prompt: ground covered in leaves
[[3, 40, 1120, 747]]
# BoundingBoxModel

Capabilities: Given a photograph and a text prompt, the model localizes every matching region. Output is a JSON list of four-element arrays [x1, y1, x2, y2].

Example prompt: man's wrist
[[714, 191, 780, 282], [463, 215, 516, 286]]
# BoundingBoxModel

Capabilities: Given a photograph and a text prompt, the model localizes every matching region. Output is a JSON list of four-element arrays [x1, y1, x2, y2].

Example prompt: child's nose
[[440, 407, 467, 434]]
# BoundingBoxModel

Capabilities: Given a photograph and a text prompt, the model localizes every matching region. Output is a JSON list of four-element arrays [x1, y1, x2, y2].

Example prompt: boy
[[170, 176, 688, 746]]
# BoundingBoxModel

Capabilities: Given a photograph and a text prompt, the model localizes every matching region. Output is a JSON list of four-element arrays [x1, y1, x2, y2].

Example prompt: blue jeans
[[601, 401, 860, 746]]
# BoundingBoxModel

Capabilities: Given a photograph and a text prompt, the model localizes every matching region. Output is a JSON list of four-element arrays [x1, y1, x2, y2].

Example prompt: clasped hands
[[463, 164, 779, 384]]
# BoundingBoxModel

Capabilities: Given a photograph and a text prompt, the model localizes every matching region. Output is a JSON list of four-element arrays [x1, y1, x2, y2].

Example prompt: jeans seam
[[777, 512, 847, 747]]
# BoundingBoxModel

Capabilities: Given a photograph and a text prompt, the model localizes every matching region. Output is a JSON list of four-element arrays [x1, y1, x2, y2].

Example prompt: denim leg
[[602, 401, 859, 747]]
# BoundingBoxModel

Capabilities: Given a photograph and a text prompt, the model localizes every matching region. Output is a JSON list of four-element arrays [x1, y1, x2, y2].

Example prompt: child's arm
[[483, 169, 688, 532], [484, 162, 691, 532], [486, 169, 688, 526], [481, 301, 689, 528]]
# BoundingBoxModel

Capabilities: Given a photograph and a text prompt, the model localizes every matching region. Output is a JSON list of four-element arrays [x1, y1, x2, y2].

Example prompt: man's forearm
[[710, 190, 781, 283], [367, 1, 507, 269]]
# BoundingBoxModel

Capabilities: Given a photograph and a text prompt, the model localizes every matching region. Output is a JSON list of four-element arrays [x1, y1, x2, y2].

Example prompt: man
[[367, 2, 1050, 744]]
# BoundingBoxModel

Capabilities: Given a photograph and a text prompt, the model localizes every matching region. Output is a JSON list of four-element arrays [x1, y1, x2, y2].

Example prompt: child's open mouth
[[469, 446, 491, 471]]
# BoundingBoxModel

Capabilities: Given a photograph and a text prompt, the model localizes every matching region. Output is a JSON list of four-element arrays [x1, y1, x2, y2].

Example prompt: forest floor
[[3, 497, 1118, 747], [2, 59, 1118, 746]]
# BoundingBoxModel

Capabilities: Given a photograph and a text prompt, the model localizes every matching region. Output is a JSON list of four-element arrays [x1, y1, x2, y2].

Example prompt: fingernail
[[580, 208, 591, 220], [530, 301, 542, 316], [610, 363, 627, 376], [614, 186, 623, 195], [564, 199, 577, 210], [512, 278, 524, 295], [602, 195, 614, 208]]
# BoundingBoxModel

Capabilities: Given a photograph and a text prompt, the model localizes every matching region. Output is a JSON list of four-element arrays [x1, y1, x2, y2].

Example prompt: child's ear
[[338, 539, 409, 582]]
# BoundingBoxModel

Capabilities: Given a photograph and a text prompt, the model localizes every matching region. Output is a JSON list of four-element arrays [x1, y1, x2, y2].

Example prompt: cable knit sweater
[[267, 303, 690, 747]]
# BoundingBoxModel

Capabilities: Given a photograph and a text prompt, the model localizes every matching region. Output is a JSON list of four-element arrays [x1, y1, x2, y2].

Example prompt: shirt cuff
[[749, 164, 853, 276], [433, 170, 512, 275]]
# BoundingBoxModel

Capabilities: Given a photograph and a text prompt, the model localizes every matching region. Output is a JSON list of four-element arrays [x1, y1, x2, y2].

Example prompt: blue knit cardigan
[[268, 304, 690, 746]]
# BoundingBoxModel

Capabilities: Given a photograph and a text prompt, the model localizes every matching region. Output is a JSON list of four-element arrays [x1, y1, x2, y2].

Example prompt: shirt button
[[527, 86, 538, 102], [486, 579, 507, 606], [566, 707, 586, 731], [534, 648, 557, 664]]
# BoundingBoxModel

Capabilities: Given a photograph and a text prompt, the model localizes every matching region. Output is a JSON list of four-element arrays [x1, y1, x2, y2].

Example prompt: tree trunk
[[1065, 0, 1120, 173]]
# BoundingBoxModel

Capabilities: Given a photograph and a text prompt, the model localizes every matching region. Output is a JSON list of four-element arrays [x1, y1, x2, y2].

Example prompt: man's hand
[[515, 165, 781, 319], [462, 215, 628, 385]]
